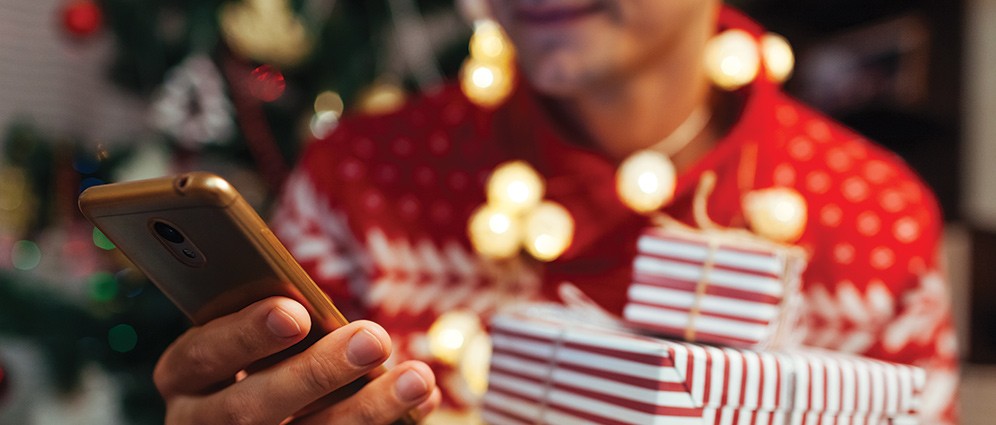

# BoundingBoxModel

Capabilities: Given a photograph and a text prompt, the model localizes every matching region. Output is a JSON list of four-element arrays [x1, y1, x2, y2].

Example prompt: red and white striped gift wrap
[[623, 226, 808, 349], [482, 305, 924, 425]]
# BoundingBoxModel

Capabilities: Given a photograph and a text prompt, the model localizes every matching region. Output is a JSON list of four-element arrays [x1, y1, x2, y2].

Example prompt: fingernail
[[347, 330, 385, 366], [266, 307, 301, 338], [395, 370, 429, 402]]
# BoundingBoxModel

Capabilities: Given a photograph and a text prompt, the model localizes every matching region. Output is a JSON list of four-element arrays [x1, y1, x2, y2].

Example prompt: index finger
[[154, 296, 312, 397]]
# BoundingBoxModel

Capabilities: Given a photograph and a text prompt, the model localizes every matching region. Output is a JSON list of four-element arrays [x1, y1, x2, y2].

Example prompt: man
[[154, 1, 958, 423]]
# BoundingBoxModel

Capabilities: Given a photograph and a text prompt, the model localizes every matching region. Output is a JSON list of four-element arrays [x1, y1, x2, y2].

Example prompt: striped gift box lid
[[624, 226, 808, 349], [485, 305, 924, 425]]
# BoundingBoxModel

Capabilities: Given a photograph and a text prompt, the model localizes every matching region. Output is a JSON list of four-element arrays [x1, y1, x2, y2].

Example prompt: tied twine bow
[[650, 171, 807, 345], [537, 323, 566, 423], [531, 283, 627, 421]]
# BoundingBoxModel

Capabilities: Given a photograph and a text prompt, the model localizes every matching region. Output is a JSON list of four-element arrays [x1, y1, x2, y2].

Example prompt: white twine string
[[648, 104, 714, 157]]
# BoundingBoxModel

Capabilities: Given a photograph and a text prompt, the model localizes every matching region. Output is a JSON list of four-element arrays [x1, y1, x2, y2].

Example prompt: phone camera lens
[[153, 222, 185, 244]]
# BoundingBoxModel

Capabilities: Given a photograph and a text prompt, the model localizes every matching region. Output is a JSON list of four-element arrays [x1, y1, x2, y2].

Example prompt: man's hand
[[154, 296, 440, 424]]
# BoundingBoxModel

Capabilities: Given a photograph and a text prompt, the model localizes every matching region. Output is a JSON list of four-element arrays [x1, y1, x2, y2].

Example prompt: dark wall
[[737, 0, 964, 221]]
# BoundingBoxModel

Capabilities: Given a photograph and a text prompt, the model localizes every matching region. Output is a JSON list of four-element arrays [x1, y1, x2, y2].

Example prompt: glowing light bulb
[[438, 329, 465, 351], [523, 201, 574, 262], [616, 150, 677, 213], [761, 33, 794, 83], [637, 171, 660, 194], [356, 81, 406, 115], [488, 212, 511, 234], [468, 204, 522, 259], [471, 66, 496, 88], [743, 187, 808, 243], [460, 57, 513, 107], [469, 20, 513, 63], [486, 160, 544, 213], [704, 29, 760, 91], [427, 310, 483, 365], [459, 332, 492, 397]]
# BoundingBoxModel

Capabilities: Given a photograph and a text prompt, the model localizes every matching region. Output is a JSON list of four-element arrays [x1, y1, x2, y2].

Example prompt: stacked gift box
[[482, 305, 924, 425], [623, 225, 808, 349], [482, 224, 924, 424]]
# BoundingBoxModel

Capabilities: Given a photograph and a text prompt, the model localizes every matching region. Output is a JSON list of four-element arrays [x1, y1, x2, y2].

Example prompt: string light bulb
[[704, 29, 760, 91], [523, 201, 574, 262], [486, 160, 545, 214], [356, 81, 406, 115], [743, 187, 808, 243], [461, 19, 515, 107], [467, 204, 522, 259], [427, 310, 483, 365], [469, 20, 513, 63], [459, 332, 492, 396], [616, 150, 677, 214], [470, 160, 575, 261], [460, 57, 514, 108], [761, 33, 794, 83]]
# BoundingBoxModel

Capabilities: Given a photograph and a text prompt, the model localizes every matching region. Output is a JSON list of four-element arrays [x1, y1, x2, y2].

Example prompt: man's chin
[[522, 60, 596, 98]]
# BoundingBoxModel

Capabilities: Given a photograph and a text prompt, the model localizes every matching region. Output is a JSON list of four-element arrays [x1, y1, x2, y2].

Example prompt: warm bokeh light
[[743, 187, 808, 243], [469, 20, 514, 63], [460, 58, 514, 108], [486, 160, 545, 214], [523, 201, 574, 262], [427, 310, 483, 365], [761, 33, 794, 83], [460, 332, 492, 396], [467, 204, 522, 259], [616, 150, 677, 213], [314, 90, 345, 115], [219, 0, 312, 67], [704, 29, 760, 91], [0, 169, 26, 211], [356, 81, 406, 115]]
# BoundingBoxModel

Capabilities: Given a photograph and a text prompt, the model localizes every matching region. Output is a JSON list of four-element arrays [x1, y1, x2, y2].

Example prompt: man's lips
[[514, 2, 605, 24]]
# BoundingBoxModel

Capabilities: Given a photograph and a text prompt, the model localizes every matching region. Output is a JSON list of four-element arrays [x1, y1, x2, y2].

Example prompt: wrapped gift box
[[623, 225, 808, 349], [483, 305, 924, 425]]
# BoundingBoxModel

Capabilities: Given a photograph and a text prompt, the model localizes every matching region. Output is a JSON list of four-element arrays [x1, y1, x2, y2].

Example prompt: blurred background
[[0, 0, 991, 423]]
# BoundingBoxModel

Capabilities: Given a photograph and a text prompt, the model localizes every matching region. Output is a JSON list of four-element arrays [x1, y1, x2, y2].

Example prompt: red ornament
[[61, 0, 103, 38], [247, 65, 286, 102]]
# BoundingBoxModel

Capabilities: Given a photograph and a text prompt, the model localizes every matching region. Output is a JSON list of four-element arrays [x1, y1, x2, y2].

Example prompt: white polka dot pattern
[[746, 106, 956, 423], [275, 85, 956, 422]]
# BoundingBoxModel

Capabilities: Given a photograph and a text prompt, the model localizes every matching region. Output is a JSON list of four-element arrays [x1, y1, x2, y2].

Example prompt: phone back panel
[[79, 173, 344, 328]]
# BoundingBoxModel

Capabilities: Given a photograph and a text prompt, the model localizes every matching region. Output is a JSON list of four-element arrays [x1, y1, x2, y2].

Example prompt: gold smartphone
[[79, 172, 412, 422], [77, 172, 348, 330]]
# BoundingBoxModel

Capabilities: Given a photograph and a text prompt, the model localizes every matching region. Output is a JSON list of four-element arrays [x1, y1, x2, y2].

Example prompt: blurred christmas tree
[[0, 0, 472, 423]]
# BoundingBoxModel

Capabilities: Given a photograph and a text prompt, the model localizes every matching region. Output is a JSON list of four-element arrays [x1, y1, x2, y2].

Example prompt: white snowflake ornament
[[149, 55, 235, 149]]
